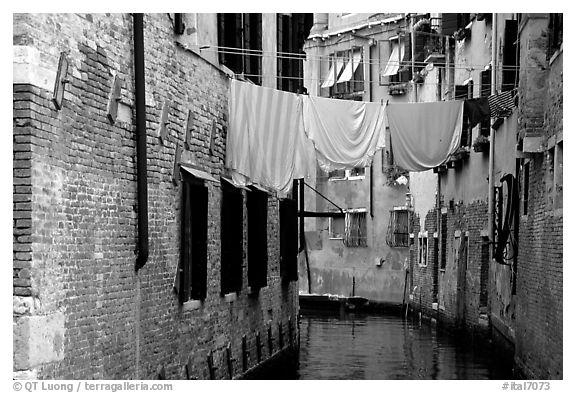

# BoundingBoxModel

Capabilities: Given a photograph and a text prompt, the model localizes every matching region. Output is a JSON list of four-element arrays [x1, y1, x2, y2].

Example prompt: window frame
[[220, 180, 244, 296], [418, 231, 429, 267], [344, 209, 368, 248], [328, 215, 346, 240], [178, 172, 209, 304], [247, 188, 269, 290]]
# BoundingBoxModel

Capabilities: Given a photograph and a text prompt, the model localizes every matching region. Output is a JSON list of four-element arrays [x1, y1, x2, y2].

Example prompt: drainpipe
[[488, 14, 497, 258], [134, 13, 149, 271]]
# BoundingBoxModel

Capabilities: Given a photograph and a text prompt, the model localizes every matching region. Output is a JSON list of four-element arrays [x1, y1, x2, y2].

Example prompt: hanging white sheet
[[302, 95, 387, 172], [387, 101, 464, 172], [226, 79, 316, 195]]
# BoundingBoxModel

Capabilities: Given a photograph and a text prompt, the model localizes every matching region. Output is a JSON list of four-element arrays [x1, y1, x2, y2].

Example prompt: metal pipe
[[488, 14, 497, 251], [133, 13, 149, 271]]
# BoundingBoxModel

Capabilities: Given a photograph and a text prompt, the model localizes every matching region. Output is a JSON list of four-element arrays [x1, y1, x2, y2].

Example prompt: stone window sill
[[224, 293, 237, 303], [182, 299, 202, 311]]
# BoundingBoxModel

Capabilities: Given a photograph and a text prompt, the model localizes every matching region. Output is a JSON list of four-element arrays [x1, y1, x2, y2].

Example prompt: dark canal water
[[294, 312, 514, 380]]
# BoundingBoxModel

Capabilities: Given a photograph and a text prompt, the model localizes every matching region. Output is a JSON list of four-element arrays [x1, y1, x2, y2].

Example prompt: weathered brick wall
[[13, 13, 298, 380], [408, 210, 437, 315], [412, 200, 489, 332], [513, 44, 562, 379]]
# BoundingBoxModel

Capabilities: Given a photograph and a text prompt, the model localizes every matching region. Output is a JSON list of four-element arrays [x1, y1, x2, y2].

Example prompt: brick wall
[[13, 13, 299, 380], [513, 30, 562, 379], [410, 200, 489, 333]]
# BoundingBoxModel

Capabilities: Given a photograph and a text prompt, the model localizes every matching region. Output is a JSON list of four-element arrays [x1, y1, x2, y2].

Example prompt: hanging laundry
[[302, 95, 387, 172], [488, 90, 515, 118], [388, 101, 463, 172], [464, 97, 490, 128], [226, 79, 316, 195]]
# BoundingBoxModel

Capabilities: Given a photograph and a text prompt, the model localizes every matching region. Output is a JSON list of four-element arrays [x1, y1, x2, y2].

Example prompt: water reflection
[[296, 313, 513, 380]]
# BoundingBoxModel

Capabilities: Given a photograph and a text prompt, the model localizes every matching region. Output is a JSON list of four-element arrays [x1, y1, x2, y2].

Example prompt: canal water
[[294, 312, 514, 380]]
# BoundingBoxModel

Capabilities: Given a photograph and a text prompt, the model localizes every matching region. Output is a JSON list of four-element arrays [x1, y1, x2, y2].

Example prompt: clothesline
[[199, 45, 541, 71], [233, 73, 519, 94]]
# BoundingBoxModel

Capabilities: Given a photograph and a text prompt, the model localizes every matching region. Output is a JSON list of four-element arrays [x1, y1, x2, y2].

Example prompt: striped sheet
[[488, 90, 515, 118], [226, 79, 316, 195]]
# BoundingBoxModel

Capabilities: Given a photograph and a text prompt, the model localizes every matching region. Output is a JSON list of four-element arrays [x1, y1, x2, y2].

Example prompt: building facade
[[402, 13, 562, 379], [13, 13, 311, 380], [299, 13, 414, 304]]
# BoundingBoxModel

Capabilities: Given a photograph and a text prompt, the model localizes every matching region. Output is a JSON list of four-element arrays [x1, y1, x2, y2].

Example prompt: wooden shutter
[[280, 198, 298, 282], [221, 182, 244, 294], [248, 190, 268, 289], [190, 182, 208, 300], [179, 181, 192, 303]]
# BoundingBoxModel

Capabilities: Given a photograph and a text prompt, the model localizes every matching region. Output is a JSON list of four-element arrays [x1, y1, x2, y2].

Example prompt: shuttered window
[[178, 173, 208, 303], [345, 211, 367, 248], [221, 181, 244, 295], [280, 198, 298, 282], [247, 189, 268, 289]]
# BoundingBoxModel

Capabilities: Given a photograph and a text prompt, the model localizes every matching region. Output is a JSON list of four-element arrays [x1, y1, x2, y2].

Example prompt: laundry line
[[237, 72, 519, 91], [224, 79, 495, 194], [198, 45, 540, 71]]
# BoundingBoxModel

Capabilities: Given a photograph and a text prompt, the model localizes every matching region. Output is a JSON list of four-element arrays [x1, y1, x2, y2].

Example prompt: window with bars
[[220, 180, 244, 295], [177, 173, 208, 303], [247, 188, 268, 290], [344, 211, 367, 248], [386, 209, 409, 247]]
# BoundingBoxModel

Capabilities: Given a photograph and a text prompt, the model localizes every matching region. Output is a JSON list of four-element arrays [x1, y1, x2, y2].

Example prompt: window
[[220, 180, 244, 295], [441, 13, 471, 36], [277, 14, 313, 93], [418, 232, 429, 267], [323, 48, 364, 97], [349, 167, 365, 178], [329, 215, 345, 239], [386, 209, 409, 247], [548, 14, 563, 59], [554, 141, 563, 209], [344, 210, 367, 247], [247, 188, 268, 290], [178, 172, 209, 303], [328, 169, 346, 180], [380, 35, 412, 87], [522, 161, 530, 216], [328, 168, 366, 181], [502, 19, 519, 92], [280, 198, 298, 282], [217, 13, 262, 85], [440, 212, 447, 270], [453, 232, 461, 268], [480, 67, 492, 137], [455, 80, 473, 147]]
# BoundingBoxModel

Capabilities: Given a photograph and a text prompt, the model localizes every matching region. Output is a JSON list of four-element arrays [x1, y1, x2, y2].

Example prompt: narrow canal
[[293, 312, 514, 380]]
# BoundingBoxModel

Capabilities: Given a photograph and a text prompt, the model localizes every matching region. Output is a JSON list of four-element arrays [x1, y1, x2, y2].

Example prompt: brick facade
[[513, 16, 563, 378], [13, 13, 299, 380], [409, 200, 489, 334]]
